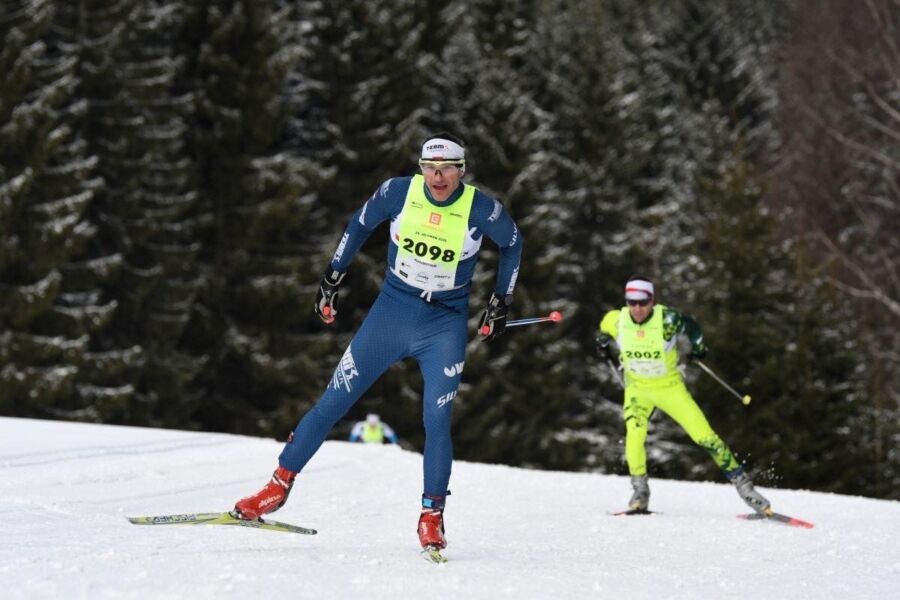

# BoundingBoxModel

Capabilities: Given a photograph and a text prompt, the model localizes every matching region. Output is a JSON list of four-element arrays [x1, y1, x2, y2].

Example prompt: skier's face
[[420, 161, 464, 202], [627, 297, 653, 323]]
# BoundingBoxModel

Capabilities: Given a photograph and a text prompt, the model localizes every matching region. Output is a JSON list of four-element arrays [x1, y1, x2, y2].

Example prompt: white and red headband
[[625, 278, 654, 301]]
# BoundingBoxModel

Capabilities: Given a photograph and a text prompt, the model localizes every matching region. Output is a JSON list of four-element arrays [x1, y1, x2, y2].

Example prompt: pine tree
[[0, 0, 120, 419], [773, 0, 899, 498], [177, 0, 333, 435], [118, 2, 207, 426], [527, 0, 652, 472], [45, 0, 207, 426], [680, 159, 869, 495]]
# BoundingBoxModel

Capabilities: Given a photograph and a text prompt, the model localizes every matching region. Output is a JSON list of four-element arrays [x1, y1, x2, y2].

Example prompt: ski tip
[[608, 509, 659, 516], [737, 512, 814, 528]]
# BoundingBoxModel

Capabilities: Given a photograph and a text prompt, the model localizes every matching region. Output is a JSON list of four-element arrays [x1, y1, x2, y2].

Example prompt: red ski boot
[[233, 466, 296, 520], [417, 509, 446, 549]]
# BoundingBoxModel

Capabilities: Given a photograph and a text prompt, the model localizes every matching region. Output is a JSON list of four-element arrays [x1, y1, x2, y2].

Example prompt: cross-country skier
[[349, 413, 399, 445], [233, 132, 523, 553], [596, 275, 771, 515]]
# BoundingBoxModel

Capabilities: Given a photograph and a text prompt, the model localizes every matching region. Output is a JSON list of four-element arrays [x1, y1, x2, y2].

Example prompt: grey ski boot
[[728, 469, 771, 515], [629, 475, 650, 511]]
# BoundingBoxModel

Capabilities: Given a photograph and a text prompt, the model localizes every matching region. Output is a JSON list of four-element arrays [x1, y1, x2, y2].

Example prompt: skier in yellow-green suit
[[596, 275, 771, 515]]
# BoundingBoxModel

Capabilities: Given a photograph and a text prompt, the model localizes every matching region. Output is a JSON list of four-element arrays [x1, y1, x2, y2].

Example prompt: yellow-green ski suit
[[598, 305, 740, 477]]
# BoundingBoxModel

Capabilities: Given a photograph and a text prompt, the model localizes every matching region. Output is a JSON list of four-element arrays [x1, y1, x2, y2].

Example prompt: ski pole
[[506, 311, 563, 328], [694, 360, 752, 405], [480, 311, 562, 335], [606, 359, 624, 388]]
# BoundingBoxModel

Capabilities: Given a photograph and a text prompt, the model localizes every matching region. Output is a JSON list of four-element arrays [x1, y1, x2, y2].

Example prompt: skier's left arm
[[663, 307, 708, 359], [471, 193, 523, 341], [474, 194, 524, 299], [382, 424, 399, 445]]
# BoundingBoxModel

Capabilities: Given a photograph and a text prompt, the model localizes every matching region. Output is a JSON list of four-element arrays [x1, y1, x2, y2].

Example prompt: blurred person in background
[[349, 413, 399, 445]]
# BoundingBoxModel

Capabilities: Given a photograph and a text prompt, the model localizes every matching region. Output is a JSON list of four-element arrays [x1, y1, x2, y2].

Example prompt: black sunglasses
[[627, 299, 651, 307]]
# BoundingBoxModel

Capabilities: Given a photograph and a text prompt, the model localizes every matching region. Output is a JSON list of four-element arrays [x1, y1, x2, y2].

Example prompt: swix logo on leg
[[443, 361, 464, 377], [437, 390, 457, 407], [331, 344, 359, 392]]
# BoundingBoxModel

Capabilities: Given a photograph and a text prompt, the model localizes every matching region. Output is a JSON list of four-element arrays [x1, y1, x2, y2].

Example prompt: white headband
[[421, 138, 465, 161], [625, 279, 654, 301]]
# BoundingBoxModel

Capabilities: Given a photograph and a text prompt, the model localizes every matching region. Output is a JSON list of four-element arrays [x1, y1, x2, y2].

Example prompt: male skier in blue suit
[[233, 132, 523, 552]]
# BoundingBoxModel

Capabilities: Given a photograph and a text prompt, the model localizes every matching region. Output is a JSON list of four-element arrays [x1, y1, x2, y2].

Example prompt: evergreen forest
[[1, 0, 897, 500]]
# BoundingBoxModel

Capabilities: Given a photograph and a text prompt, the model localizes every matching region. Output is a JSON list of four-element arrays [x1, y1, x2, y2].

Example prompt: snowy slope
[[0, 416, 897, 599]]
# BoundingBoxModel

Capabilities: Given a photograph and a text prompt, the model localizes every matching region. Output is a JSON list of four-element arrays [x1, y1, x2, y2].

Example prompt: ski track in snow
[[1, 416, 897, 599]]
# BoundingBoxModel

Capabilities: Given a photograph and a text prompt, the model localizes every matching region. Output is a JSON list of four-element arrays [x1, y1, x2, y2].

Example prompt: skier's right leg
[[623, 389, 652, 476], [234, 293, 409, 520], [623, 389, 654, 509]]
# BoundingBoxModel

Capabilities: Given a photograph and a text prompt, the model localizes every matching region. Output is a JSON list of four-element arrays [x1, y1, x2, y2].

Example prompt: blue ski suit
[[278, 175, 523, 498]]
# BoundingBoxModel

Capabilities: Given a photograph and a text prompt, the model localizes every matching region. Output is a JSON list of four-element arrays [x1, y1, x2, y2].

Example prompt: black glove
[[596, 334, 616, 359], [478, 292, 509, 341], [689, 342, 708, 361], [314, 269, 346, 324], [596, 334, 620, 366]]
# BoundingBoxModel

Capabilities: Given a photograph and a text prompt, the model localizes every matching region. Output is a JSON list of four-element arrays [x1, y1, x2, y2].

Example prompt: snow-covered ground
[[1, 416, 897, 599]]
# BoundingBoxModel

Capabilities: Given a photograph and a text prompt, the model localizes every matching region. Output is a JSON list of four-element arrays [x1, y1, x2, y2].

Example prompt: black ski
[[608, 508, 660, 516]]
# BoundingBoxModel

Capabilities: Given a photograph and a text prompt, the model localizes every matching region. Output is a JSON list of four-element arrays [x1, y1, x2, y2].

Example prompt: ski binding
[[420, 545, 448, 564]]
